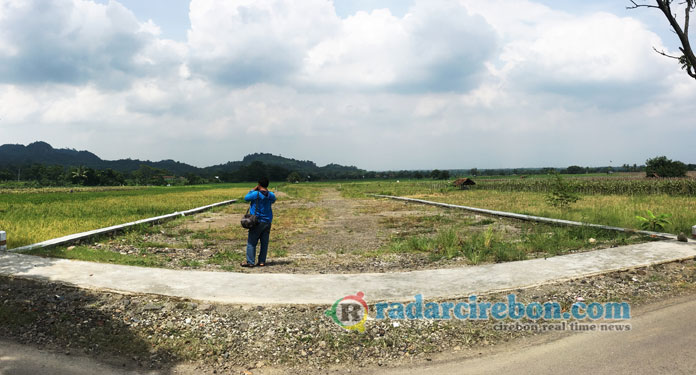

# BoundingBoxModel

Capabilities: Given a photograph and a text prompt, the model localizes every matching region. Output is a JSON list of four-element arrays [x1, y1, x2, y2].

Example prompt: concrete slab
[[1, 241, 695, 305]]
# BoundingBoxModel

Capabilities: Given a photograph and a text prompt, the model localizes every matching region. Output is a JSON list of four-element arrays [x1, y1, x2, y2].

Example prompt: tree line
[[1, 156, 692, 187], [0, 161, 367, 187]]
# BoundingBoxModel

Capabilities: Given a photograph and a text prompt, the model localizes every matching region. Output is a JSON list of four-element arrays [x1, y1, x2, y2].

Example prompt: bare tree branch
[[630, 0, 696, 80], [653, 46, 682, 59], [627, 0, 659, 9], [684, 0, 691, 39]]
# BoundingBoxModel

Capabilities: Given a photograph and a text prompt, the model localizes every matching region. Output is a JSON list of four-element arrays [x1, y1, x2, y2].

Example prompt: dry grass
[[420, 190, 696, 235]]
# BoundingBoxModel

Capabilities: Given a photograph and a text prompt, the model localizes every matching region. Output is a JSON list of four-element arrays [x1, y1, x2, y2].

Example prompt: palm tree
[[71, 166, 87, 185]]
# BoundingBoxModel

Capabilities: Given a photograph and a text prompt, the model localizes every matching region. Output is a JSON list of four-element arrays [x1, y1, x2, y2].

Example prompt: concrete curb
[[7, 199, 237, 252], [372, 194, 692, 243], [2, 241, 695, 305]]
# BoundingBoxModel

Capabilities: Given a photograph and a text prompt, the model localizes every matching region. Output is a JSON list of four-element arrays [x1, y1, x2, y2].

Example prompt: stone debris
[[0, 258, 694, 373]]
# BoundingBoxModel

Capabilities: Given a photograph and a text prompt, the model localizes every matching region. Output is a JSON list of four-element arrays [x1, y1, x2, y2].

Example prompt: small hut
[[453, 178, 476, 190]]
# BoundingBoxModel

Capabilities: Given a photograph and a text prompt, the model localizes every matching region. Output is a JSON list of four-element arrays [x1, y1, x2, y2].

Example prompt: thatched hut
[[453, 178, 476, 190]]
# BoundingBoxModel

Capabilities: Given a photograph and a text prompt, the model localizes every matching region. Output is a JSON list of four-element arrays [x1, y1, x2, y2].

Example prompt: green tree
[[287, 171, 302, 183], [83, 168, 99, 186], [45, 165, 67, 185], [132, 165, 169, 185], [183, 172, 204, 185], [0, 168, 14, 181], [645, 156, 687, 177], [565, 165, 585, 174], [98, 169, 125, 186], [429, 169, 450, 180]]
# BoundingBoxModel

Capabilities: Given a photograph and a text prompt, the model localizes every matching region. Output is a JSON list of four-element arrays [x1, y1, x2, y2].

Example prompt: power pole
[[17, 167, 20, 182]]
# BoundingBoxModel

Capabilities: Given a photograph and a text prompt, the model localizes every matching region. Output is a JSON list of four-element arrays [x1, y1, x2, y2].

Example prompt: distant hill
[[0, 141, 201, 175], [0, 141, 364, 177], [0, 141, 102, 167], [204, 153, 319, 174], [203, 152, 362, 177]]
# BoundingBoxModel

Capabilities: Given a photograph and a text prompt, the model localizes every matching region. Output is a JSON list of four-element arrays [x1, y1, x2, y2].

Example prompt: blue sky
[[97, 0, 192, 40], [98, 0, 416, 40], [105, 0, 680, 48], [0, 0, 694, 170]]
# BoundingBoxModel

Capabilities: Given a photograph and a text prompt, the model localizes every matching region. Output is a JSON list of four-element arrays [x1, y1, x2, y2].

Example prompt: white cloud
[[302, 8, 408, 88], [303, 1, 497, 91], [507, 12, 672, 84], [461, 0, 678, 108], [0, 85, 42, 122], [0, 0, 165, 88], [0, 0, 695, 170], [187, 0, 340, 85], [186, 0, 497, 91]]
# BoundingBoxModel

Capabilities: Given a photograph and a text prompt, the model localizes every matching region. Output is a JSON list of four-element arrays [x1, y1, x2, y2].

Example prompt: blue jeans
[[246, 221, 271, 265]]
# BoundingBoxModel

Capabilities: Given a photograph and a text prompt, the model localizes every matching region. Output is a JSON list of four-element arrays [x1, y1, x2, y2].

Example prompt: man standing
[[241, 177, 276, 267]]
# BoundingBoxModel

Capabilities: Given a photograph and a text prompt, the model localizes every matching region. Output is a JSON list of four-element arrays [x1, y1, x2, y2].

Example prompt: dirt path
[[116, 186, 474, 274], [285, 188, 385, 255]]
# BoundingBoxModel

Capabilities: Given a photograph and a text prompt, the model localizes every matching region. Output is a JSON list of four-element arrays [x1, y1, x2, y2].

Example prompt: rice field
[[0, 184, 253, 249]]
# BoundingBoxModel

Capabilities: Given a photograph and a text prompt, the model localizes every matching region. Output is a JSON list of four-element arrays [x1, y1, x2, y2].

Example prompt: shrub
[[645, 156, 687, 178], [462, 227, 495, 264], [545, 174, 580, 208], [635, 210, 671, 232]]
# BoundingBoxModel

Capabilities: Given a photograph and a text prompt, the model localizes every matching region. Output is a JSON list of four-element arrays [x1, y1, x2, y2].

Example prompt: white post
[[0, 231, 6, 251], [692, 225, 696, 239]]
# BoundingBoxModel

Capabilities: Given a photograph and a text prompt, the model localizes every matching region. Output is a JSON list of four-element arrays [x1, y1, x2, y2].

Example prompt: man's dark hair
[[258, 177, 269, 188]]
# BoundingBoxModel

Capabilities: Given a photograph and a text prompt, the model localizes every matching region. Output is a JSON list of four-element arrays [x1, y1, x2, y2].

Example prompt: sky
[[0, 0, 694, 171]]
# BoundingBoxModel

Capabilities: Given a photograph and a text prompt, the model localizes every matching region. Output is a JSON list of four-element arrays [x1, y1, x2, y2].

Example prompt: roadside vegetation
[[370, 221, 650, 265]]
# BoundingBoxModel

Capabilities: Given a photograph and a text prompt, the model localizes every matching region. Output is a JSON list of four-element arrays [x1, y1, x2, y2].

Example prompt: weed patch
[[25, 246, 165, 267]]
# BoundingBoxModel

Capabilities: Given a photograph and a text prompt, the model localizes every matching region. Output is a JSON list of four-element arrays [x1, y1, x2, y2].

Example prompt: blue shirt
[[244, 190, 276, 223]]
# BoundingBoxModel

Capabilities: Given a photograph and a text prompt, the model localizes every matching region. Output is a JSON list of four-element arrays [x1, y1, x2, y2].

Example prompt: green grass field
[[3, 177, 694, 253], [0, 184, 256, 249], [338, 180, 696, 235]]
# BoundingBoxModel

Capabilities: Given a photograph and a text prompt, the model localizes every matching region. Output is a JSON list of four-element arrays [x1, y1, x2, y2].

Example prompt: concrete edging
[[372, 194, 690, 242], [7, 199, 237, 252], [2, 241, 695, 305]]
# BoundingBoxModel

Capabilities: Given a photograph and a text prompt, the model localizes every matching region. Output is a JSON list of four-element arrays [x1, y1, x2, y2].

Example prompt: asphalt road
[[0, 341, 144, 375], [369, 294, 696, 375], [2, 294, 695, 375]]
